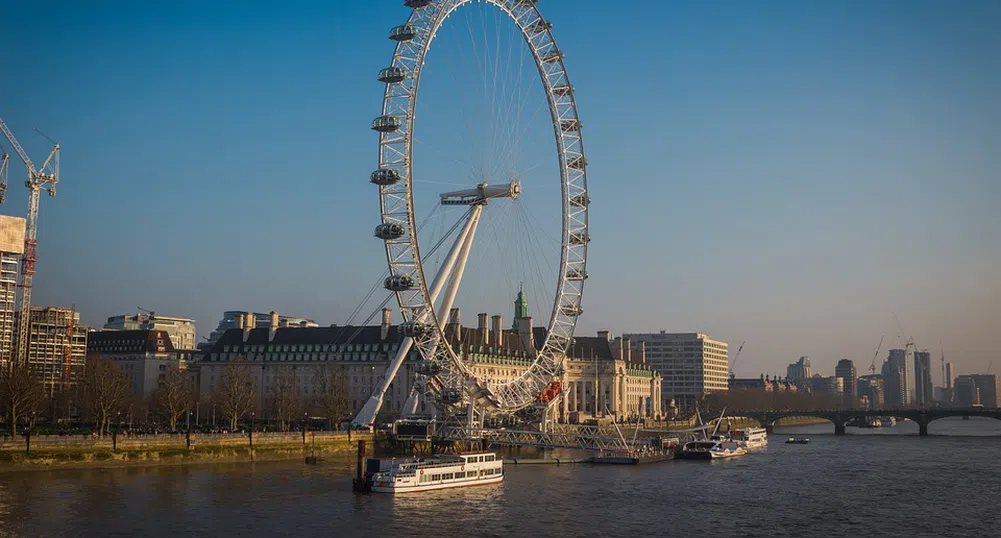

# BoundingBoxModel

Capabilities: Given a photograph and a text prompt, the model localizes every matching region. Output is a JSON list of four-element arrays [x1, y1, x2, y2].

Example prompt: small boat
[[785, 437, 810, 444], [681, 440, 747, 460], [732, 427, 768, 449], [369, 451, 502, 493]]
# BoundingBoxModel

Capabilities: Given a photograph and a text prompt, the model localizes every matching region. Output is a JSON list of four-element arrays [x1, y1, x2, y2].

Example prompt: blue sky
[[1, 0, 998, 381]]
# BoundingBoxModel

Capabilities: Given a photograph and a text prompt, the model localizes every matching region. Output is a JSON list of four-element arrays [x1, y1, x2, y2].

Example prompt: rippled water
[[1, 418, 998, 538]]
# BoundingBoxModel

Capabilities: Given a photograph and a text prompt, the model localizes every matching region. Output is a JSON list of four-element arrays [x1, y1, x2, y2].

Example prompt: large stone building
[[19, 306, 88, 395], [622, 331, 728, 413], [560, 334, 662, 422], [835, 359, 858, 408], [87, 330, 194, 399], [105, 313, 197, 351], [0, 215, 25, 368], [198, 306, 663, 424], [913, 351, 933, 407], [786, 356, 812, 382]]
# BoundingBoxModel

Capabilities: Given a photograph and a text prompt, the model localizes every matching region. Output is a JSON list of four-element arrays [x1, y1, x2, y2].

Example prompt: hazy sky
[[1, 0, 998, 383]]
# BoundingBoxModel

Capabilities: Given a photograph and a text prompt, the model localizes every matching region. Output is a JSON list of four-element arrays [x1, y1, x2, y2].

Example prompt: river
[[1, 418, 998, 537]]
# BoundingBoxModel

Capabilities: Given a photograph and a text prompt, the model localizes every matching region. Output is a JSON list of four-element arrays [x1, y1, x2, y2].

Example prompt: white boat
[[370, 451, 503, 493], [732, 427, 768, 449], [681, 440, 747, 460]]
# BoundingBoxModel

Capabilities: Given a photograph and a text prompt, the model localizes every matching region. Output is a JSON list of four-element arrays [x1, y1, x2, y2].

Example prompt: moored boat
[[732, 427, 768, 449], [785, 437, 809, 444], [681, 440, 747, 460], [369, 451, 503, 493]]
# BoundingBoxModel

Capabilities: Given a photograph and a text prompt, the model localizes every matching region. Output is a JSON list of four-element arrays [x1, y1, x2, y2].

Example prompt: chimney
[[623, 336, 632, 363], [614, 337, 624, 361], [478, 313, 490, 346], [269, 311, 279, 342], [243, 312, 255, 342], [491, 315, 502, 347], [448, 308, 461, 341], [597, 330, 610, 342], [518, 316, 534, 352], [236, 314, 245, 330], [381, 308, 392, 341], [636, 340, 647, 364]]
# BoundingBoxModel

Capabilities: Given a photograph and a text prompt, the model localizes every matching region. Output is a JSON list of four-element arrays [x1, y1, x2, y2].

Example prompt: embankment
[[0, 432, 376, 472]]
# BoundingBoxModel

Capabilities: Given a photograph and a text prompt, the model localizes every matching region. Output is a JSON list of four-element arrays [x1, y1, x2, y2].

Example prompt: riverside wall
[[0, 431, 376, 471]]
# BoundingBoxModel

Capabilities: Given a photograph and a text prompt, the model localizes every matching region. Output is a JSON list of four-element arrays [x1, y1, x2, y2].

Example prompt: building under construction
[[16, 306, 88, 395], [0, 214, 25, 368]]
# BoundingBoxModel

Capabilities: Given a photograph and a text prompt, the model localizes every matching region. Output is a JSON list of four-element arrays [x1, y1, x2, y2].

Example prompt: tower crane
[[0, 147, 9, 204], [869, 335, 884, 376], [728, 341, 745, 378], [0, 116, 60, 366]]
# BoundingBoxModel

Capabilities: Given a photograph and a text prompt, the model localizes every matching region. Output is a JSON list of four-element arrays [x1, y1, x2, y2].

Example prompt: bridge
[[735, 407, 1001, 436]]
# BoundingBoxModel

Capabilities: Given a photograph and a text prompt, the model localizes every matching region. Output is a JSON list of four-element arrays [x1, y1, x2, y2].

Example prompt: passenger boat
[[369, 451, 503, 493], [680, 440, 747, 460], [732, 427, 768, 449], [785, 437, 809, 444]]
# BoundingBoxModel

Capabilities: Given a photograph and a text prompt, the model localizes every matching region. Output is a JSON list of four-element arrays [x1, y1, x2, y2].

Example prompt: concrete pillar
[[765, 423, 774, 434], [834, 423, 846, 436], [919, 421, 929, 436]]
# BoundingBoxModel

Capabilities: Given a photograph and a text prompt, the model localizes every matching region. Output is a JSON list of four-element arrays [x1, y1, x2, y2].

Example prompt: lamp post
[[250, 411, 255, 449], [25, 411, 36, 457], [302, 412, 308, 445], [186, 410, 192, 449], [113, 411, 121, 452]]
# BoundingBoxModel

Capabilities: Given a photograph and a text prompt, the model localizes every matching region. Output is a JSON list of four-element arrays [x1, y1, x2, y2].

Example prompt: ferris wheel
[[354, 0, 589, 428]]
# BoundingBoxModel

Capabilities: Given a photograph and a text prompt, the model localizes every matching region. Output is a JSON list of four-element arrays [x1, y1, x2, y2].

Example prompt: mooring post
[[353, 440, 368, 492]]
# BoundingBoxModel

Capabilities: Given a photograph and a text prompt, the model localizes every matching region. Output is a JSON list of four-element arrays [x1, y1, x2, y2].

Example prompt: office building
[[105, 313, 197, 351], [623, 331, 728, 412], [835, 359, 858, 408], [87, 330, 194, 399], [810, 375, 844, 395], [954, 376, 979, 406], [786, 356, 812, 382], [944, 362, 954, 390], [857, 375, 884, 409], [0, 215, 25, 367], [969, 374, 1000, 408], [883, 349, 910, 407], [18, 306, 88, 395], [913, 351, 933, 407]]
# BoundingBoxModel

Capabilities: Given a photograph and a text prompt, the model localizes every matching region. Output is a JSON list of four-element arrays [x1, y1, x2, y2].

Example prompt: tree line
[[0, 357, 350, 437]]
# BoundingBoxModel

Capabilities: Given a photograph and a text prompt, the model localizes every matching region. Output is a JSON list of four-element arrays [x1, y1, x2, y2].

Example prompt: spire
[[513, 282, 529, 328]]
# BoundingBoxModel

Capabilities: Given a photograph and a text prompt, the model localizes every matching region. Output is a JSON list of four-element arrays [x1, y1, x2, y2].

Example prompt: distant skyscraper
[[857, 375, 884, 408], [0, 215, 25, 368], [787, 356, 812, 381], [883, 349, 910, 407], [969, 374, 1000, 408], [835, 359, 858, 408], [17, 306, 88, 395], [913, 351, 933, 407], [954, 376, 979, 406]]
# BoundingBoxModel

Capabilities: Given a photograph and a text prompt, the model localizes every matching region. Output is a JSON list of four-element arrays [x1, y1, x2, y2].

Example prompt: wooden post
[[352, 440, 368, 492]]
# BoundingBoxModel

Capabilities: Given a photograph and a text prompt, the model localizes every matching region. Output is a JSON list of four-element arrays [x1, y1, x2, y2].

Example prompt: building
[[913, 351, 933, 407], [623, 331, 728, 413], [945, 362, 954, 390], [969, 374, 1000, 408], [857, 375, 884, 409], [786, 356, 812, 382], [105, 313, 197, 351], [835, 359, 858, 408], [810, 375, 844, 395], [18, 306, 88, 395], [0, 215, 25, 367], [202, 310, 318, 349], [561, 333, 662, 421], [87, 329, 192, 399], [954, 376, 979, 406], [882, 349, 910, 407]]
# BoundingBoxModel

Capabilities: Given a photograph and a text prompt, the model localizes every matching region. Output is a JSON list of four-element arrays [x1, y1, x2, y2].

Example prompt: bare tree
[[215, 359, 256, 431], [0, 364, 46, 437], [311, 364, 350, 430], [152, 364, 194, 431], [268, 366, 303, 432], [81, 356, 132, 436]]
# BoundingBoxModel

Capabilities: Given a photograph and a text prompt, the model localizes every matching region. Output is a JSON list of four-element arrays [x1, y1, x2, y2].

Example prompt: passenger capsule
[[561, 305, 584, 317], [372, 115, 403, 133], [528, 20, 552, 33], [566, 268, 588, 281], [570, 193, 590, 207], [438, 388, 463, 404], [375, 222, 406, 240], [560, 119, 581, 132], [414, 360, 444, 376], [389, 24, 418, 41], [540, 50, 564, 63], [567, 156, 587, 169], [370, 168, 402, 186], [404, 0, 432, 8], [378, 66, 407, 84], [569, 231, 590, 245], [400, 321, 430, 337], [384, 274, 415, 292]]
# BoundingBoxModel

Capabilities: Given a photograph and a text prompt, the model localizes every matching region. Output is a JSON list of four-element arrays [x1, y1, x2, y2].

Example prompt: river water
[[1, 418, 998, 538]]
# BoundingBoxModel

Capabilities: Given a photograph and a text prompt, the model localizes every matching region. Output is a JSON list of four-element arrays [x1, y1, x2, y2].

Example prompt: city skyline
[[0, 0, 998, 379]]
